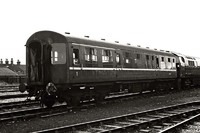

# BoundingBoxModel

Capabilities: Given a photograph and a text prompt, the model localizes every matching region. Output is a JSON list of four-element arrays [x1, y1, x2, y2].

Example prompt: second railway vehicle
[[19, 31, 200, 107]]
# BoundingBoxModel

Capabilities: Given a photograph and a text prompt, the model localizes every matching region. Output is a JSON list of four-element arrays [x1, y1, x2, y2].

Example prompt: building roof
[[17, 65, 26, 73], [8, 65, 25, 73], [0, 67, 18, 76]]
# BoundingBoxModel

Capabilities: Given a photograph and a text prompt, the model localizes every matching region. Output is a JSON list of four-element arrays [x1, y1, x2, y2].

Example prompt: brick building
[[0, 58, 26, 84]]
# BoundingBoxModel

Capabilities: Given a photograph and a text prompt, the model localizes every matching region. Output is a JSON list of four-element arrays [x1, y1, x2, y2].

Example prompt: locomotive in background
[[19, 31, 200, 107]]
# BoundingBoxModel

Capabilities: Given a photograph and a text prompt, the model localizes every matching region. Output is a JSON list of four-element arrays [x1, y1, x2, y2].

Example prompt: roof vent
[[84, 36, 89, 38], [146, 47, 149, 49], [101, 39, 105, 41], [160, 50, 164, 52], [137, 45, 141, 47], [154, 48, 157, 50], [127, 43, 131, 45], [115, 41, 119, 43], [65, 32, 70, 34]]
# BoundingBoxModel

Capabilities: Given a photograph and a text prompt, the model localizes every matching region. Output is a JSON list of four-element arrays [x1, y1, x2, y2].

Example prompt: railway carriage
[[19, 30, 200, 107]]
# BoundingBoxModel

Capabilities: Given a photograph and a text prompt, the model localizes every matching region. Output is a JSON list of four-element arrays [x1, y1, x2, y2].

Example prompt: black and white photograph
[[1, 0, 200, 132]]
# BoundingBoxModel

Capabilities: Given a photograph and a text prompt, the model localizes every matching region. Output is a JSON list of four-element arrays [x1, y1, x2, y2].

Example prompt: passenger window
[[156, 57, 159, 68], [116, 53, 121, 65], [189, 61, 195, 66], [152, 56, 154, 60], [102, 49, 113, 63], [85, 47, 97, 62], [124, 52, 131, 64], [51, 43, 66, 64], [168, 58, 171, 62], [146, 55, 149, 60], [136, 54, 140, 59], [73, 49, 79, 65], [161, 57, 164, 62]]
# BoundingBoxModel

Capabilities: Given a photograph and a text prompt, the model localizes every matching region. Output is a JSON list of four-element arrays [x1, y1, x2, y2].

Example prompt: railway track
[[0, 93, 28, 100], [0, 91, 153, 123], [0, 89, 195, 126], [0, 88, 19, 93], [0, 85, 18, 88], [32, 101, 200, 133], [0, 104, 72, 123], [0, 90, 131, 110], [160, 113, 200, 133], [0, 100, 39, 110], [0, 85, 18, 91]]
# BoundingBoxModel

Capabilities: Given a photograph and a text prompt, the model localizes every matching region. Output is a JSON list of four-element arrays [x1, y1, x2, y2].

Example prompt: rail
[[32, 101, 200, 133]]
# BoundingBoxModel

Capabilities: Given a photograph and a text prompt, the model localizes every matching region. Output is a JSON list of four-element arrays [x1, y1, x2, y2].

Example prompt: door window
[[73, 49, 80, 65]]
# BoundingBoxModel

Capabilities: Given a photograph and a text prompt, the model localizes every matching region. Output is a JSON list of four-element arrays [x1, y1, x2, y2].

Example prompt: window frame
[[102, 49, 113, 63], [124, 52, 131, 64], [51, 43, 66, 65], [84, 47, 98, 62], [161, 57, 165, 62], [72, 48, 80, 65], [116, 53, 121, 65], [168, 58, 171, 62]]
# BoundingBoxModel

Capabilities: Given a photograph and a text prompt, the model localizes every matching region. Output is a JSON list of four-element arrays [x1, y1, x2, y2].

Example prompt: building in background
[[0, 58, 26, 84]]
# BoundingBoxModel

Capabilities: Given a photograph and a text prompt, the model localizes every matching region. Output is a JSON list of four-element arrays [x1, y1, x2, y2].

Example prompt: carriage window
[[168, 58, 171, 62], [102, 49, 113, 63], [85, 47, 97, 62], [116, 53, 120, 65], [146, 55, 149, 60], [152, 56, 154, 60], [156, 57, 159, 68], [73, 49, 79, 65], [54, 51, 58, 61], [188, 61, 195, 66], [173, 59, 175, 63], [51, 43, 66, 64], [161, 57, 164, 62], [136, 54, 140, 59], [124, 52, 131, 64]]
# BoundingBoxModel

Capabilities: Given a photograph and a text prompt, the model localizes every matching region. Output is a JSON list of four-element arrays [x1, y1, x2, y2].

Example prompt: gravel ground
[[1, 88, 200, 133]]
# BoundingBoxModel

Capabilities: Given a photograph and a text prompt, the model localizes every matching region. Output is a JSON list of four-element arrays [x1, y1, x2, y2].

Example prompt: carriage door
[[71, 44, 81, 82], [156, 56, 160, 68], [43, 43, 52, 83], [28, 42, 44, 83], [71, 45, 81, 67], [115, 50, 122, 78]]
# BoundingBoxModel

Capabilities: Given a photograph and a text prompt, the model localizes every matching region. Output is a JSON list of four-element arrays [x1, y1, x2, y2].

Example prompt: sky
[[0, 0, 200, 64]]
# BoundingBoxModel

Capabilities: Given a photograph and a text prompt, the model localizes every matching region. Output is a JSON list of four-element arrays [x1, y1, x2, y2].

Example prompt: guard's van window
[[51, 43, 66, 64]]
